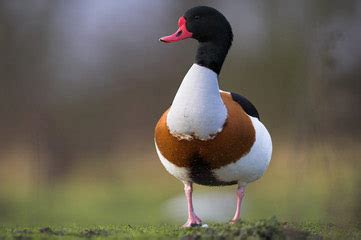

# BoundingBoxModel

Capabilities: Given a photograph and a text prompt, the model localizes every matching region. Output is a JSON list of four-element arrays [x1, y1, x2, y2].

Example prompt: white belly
[[213, 116, 272, 186], [155, 143, 191, 183]]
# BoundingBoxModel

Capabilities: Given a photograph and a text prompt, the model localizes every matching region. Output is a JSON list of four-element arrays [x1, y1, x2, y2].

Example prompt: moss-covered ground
[[1, 218, 360, 240]]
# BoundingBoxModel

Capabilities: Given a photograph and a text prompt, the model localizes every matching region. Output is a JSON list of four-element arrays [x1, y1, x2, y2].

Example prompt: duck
[[154, 6, 272, 227]]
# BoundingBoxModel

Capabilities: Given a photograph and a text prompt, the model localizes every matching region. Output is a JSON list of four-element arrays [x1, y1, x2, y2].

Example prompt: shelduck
[[154, 6, 272, 227]]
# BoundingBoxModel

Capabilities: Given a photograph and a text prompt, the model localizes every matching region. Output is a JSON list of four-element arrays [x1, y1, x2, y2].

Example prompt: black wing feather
[[230, 92, 260, 119]]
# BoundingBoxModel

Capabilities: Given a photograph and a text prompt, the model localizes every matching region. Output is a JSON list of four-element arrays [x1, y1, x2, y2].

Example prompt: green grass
[[1, 218, 360, 240]]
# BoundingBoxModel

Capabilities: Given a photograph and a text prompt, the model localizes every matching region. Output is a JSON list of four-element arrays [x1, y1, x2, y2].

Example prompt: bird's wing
[[228, 92, 260, 119]]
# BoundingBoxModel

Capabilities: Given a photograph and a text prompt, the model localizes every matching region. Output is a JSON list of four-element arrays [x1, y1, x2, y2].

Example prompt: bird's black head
[[160, 6, 233, 75], [184, 6, 233, 44], [160, 6, 233, 45]]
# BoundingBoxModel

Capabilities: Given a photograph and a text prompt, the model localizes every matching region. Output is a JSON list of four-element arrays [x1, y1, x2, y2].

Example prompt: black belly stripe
[[188, 154, 237, 186]]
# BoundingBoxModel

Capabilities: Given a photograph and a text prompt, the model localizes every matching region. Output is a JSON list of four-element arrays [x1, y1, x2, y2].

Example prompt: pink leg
[[182, 182, 202, 227], [230, 185, 245, 224]]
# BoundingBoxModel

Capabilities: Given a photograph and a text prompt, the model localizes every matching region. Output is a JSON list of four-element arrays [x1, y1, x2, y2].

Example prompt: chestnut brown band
[[155, 92, 255, 169]]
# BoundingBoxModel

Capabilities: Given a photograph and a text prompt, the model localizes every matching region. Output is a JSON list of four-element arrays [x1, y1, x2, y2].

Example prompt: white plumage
[[167, 64, 227, 140]]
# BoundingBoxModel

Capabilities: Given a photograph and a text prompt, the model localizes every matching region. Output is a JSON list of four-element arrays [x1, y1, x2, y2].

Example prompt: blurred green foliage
[[0, 141, 360, 227]]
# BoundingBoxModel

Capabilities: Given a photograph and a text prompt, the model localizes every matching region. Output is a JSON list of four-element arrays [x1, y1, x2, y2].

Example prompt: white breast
[[167, 64, 227, 140]]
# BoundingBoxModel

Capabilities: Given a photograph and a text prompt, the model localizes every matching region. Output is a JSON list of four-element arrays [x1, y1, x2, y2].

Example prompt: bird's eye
[[194, 15, 200, 20]]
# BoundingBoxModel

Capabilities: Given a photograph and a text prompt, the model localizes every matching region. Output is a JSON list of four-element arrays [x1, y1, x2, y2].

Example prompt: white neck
[[167, 64, 227, 140]]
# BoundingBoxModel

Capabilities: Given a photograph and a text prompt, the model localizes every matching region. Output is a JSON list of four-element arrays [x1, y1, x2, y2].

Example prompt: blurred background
[[0, 0, 360, 227]]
